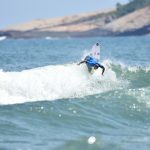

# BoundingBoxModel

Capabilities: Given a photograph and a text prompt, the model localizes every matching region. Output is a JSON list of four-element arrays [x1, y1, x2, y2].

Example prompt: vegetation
[[116, 0, 150, 17]]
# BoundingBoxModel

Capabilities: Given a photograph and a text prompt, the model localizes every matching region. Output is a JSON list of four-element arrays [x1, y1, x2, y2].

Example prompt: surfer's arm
[[78, 60, 86, 65], [99, 65, 105, 75]]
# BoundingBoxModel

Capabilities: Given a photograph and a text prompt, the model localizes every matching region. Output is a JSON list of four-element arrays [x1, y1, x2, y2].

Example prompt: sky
[[0, 0, 128, 29]]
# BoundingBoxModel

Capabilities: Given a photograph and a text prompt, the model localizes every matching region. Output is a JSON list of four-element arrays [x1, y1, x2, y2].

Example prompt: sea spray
[[0, 62, 119, 105]]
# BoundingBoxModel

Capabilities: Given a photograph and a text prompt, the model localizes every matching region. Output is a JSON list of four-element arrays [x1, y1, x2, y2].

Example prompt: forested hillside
[[116, 0, 150, 17]]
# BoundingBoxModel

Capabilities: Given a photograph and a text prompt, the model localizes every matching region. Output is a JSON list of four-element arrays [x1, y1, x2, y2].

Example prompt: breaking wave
[[0, 60, 149, 105]]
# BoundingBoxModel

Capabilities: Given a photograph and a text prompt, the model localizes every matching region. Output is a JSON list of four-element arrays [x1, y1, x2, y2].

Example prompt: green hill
[[116, 0, 150, 17]]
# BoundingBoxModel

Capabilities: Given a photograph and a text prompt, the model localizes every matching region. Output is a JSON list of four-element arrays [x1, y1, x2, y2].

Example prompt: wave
[[0, 61, 120, 105], [0, 36, 7, 41], [108, 60, 150, 88], [0, 60, 149, 105], [45, 36, 59, 40]]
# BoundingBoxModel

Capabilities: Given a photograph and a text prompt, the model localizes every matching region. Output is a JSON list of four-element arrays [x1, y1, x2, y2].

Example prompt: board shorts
[[86, 63, 102, 72]]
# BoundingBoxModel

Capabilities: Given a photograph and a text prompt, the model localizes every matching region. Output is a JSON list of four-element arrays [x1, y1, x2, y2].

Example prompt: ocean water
[[0, 36, 150, 150]]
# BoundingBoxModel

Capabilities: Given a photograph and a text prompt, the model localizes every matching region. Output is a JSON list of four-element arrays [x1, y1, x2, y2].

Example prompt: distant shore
[[0, 6, 150, 39]]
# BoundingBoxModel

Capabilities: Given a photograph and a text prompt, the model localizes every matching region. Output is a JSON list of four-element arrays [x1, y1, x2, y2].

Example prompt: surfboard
[[89, 44, 100, 61]]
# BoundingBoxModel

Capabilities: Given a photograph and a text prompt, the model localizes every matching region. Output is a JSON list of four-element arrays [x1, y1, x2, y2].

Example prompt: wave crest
[[0, 63, 120, 105]]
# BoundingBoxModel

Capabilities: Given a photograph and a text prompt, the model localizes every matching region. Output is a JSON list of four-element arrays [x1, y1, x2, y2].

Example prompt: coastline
[[0, 6, 150, 39]]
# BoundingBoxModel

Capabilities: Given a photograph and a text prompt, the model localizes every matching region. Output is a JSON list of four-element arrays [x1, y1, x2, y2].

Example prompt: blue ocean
[[0, 36, 150, 150]]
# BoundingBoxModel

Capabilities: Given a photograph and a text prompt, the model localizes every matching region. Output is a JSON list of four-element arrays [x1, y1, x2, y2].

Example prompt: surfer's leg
[[86, 64, 92, 73], [88, 67, 92, 73]]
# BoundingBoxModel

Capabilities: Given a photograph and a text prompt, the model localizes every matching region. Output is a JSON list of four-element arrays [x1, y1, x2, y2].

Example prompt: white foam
[[88, 136, 96, 144], [0, 36, 7, 41], [45, 36, 58, 40], [106, 59, 150, 72], [0, 63, 120, 105]]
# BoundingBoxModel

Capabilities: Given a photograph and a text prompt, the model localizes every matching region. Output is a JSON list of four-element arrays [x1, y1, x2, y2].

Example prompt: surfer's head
[[96, 43, 99, 46]]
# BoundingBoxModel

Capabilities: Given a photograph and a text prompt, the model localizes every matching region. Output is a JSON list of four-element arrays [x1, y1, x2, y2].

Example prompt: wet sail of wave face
[[0, 36, 150, 150]]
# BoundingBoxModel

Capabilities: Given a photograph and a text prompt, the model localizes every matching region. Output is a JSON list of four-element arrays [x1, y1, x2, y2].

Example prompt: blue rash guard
[[85, 56, 99, 67], [79, 55, 105, 75]]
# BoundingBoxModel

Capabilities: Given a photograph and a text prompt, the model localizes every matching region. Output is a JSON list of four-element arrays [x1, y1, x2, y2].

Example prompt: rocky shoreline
[[0, 6, 150, 39]]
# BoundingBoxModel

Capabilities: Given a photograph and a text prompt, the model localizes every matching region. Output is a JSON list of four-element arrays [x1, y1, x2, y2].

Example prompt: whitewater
[[0, 60, 120, 104]]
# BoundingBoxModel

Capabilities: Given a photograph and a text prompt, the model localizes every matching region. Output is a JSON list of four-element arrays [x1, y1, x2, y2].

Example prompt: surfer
[[78, 55, 105, 75], [78, 43, 105, 75]]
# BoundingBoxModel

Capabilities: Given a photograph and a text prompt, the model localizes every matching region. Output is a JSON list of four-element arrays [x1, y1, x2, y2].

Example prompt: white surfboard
[[89, 43, 100, 61]]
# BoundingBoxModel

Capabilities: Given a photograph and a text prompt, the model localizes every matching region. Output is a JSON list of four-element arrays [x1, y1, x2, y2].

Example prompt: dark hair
[[96, 43, 99, 46]]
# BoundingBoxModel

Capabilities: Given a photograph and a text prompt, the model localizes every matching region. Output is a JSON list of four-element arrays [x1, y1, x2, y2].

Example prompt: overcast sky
[[0, 0, 128, 29]]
